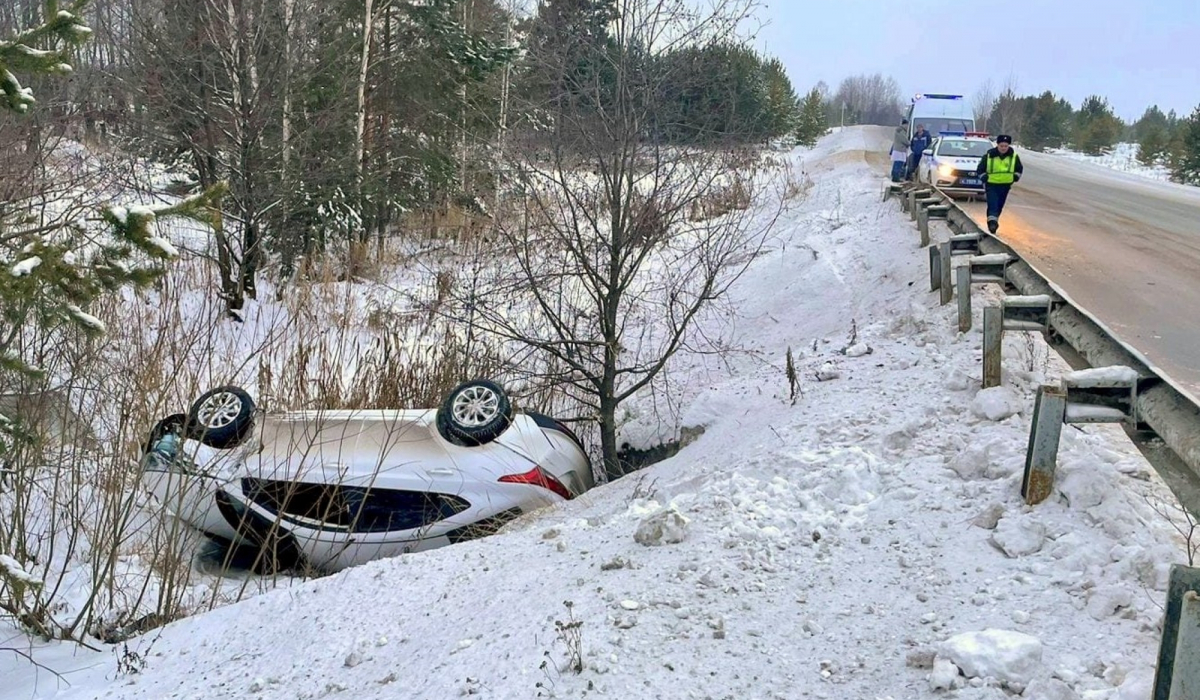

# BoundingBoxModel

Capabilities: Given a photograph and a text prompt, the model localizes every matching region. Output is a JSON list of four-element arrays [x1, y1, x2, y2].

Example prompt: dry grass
[[688, 176, 750, 222]]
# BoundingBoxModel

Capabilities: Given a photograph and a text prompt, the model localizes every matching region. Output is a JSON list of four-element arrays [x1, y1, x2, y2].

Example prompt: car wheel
[[143, 412, 187, 455], [436, 379, 513, 446], [187, 386, 255, 449]]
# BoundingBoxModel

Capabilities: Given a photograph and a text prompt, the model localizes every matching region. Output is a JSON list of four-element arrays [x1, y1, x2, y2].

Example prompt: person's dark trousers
[[890, 160, 905, 182], [906, 154, 922, 180], [985, 183, 1011, 223]]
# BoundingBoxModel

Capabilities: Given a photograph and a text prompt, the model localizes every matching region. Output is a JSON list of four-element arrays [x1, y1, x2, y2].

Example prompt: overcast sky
[[756, 0, 1200, 121]]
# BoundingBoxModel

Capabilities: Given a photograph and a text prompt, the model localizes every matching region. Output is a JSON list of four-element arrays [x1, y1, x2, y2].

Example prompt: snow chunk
[[1085, 585, 1133, 620], [1058, 468, 1110, 510], [990, 514, 1046, 557], [10, 256, 42, 276], [944, 367, 972, 392], [147, 236, 179, 257], [1021, 678, 1080, 700], [1064, 366, 1139, 387], [67, 304, 106, 333], [1064, 404, 1127, 422], [843, 343, 872, 358], [815, 361, 840, 381], [0, 554, 42, 586], [929, 657, 960, 690], [1115, 668, 1154, 700], [938, 629, 1043, 686], [970, 386, 1023, 421], [948, 444, 990, 480], [634, 508, 689, 546], [971, 503, 1005, 530]]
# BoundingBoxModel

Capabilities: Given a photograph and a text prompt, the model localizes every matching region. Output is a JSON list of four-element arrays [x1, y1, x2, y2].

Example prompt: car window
[[243, 478, 470, 533], [937, 139, 991, 158], [921, 118, 974, 136]]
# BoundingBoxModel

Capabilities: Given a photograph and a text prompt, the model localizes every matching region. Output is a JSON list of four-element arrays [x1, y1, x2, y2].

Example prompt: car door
[[921, 138, 939, 183]]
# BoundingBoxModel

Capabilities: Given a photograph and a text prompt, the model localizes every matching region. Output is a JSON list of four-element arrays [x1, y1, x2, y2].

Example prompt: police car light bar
[[914, 93, 964, 101], [965, 131, 992, 138]]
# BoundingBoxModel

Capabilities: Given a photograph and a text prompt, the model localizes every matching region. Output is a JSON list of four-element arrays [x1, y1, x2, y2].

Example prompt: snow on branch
[[0, 0, 92, 113], [0, 554, 42, 588]]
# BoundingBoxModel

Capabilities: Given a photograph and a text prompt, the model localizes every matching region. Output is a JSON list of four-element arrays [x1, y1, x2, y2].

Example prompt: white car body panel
[[142, 409, 593, 571], [919, 136, 993, 195]]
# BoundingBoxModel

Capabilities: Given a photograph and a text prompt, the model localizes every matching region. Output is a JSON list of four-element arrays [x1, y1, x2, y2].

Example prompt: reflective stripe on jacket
[[986, 152, 1020, 185]]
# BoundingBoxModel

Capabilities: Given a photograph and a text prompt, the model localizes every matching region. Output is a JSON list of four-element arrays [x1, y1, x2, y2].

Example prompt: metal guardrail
[[886, 181, 1200, 698], [888, 182, 1200, 519]]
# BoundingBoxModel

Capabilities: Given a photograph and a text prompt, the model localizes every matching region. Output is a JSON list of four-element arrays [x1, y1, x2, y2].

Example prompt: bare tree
[[832, 73, 903, 126], [972, 78, 996, 127], [989, 74, 1025, 138], [458, 0, 785, 481], [127, 0, 287, 315]]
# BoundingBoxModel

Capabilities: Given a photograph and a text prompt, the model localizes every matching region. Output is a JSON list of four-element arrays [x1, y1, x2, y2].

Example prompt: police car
[[917, 131, 993, 197]]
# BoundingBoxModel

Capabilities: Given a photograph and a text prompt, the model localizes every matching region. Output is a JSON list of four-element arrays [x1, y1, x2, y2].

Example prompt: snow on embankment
[[1044, 142, 1173, 182], [30, 126, 1187, 700]]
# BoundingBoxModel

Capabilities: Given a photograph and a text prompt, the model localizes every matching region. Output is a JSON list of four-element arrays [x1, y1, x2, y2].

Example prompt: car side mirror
[[923, 148, 933, 156]]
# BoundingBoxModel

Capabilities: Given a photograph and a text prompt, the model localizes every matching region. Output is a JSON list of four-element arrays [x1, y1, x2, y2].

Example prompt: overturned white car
[[141, 380, 594, 573]]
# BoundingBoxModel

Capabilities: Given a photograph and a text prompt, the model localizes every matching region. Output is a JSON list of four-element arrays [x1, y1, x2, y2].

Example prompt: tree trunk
[[354, 0, 374, 240], [599, 396, 622, 482]]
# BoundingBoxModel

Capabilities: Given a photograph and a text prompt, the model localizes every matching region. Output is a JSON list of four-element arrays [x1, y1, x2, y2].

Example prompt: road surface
[[957, 151, 1200, 397]]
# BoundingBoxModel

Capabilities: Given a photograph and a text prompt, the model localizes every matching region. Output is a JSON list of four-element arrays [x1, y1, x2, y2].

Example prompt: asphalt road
[[958, 150, 1200, 398]]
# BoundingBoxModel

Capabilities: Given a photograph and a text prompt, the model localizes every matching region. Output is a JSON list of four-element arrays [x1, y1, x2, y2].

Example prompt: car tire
[[143, 412, 187, 455], [187, 386, 255, 449], [436, 379, 513, 446]]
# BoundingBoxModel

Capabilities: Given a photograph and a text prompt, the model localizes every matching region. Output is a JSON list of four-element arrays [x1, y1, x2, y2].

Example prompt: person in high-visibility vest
[[974, 134, 1023, 233]]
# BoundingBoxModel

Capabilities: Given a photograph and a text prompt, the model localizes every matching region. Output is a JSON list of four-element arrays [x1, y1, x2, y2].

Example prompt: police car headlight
[[937, 164, 955, 178]]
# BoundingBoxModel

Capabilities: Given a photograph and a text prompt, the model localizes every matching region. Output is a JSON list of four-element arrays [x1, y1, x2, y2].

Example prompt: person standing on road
[[889, 119, 911, 182], [975, 134, 1023, 233], [907, 124, 932, 181]]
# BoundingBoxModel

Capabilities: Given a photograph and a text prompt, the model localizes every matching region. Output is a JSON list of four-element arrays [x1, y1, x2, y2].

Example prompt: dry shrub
[[262, 327, 504, 412], [688, 176, 750, 222]]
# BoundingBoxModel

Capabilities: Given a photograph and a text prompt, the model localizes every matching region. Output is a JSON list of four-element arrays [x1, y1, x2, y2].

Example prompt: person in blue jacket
[[907, 124, 932, 181], [974, 134, 1023, 233]]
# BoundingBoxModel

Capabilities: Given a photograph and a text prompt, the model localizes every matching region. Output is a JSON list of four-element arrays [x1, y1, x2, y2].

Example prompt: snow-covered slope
[[1044, 142, 1173, 183], [9, 126, 1187, 700]]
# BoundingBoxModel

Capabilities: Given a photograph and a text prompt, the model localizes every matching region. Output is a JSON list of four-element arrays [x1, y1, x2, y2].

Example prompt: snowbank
[[1045, 142, 1173, 183]]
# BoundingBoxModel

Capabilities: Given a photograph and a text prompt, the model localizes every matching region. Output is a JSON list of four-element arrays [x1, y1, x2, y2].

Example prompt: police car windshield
[[937, 139, 991, 158]]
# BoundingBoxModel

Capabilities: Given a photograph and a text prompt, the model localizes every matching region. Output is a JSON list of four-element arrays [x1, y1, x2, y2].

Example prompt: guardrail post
[[917, 206, 930, 247], [1154, 565, 1200, 699], [939, 242, 953, 306], [957, 265, 972, 332], [1021, 385, 1066, 505], [929, 245, 941, 292], [983, 306, 1002, 388]]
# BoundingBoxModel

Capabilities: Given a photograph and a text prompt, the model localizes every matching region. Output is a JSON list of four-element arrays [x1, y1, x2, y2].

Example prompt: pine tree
[[1134, 105, 1169, 141], [1138, 125, 1169, 166], [1073, 95, 1123, 156], [0, 2, 227, 377], [761, 57, 801, 139], [0, 0, 92, 113], [1170, 105, 1200, 185], [795, 87, 828, 147], [1023, 91, 1072, 150]]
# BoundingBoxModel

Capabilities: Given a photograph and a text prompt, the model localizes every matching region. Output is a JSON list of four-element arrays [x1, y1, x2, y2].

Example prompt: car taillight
[[499, 466, 573, 500]]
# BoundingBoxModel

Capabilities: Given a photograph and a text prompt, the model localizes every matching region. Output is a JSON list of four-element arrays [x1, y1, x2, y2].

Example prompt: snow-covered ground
[[5, 126, 1191, 699], [1043, 142, 1173, 183]]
